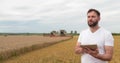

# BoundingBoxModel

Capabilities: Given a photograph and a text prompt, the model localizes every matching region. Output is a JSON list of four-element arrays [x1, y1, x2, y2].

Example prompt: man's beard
[[88, 21, 98, 27]]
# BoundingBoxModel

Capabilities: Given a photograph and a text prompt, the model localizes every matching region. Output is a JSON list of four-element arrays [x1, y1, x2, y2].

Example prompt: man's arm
[[96, 46, 113, 61], [75, 42, 84, 54], [85, 46, 113, 61]]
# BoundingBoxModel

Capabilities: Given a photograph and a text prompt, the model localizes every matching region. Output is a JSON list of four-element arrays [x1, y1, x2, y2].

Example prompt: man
[[75, 9, 114, 63]]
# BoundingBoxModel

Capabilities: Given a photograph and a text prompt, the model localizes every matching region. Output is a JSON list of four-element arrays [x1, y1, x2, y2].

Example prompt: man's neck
[[90, 25, 100, 33]]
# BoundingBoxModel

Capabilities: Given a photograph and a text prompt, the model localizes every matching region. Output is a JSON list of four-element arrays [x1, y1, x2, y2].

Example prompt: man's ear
[[98, 16, 100, 21]]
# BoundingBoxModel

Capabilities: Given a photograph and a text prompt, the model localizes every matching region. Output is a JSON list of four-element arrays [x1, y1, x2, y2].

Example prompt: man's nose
[[88, 17, 92, 21]]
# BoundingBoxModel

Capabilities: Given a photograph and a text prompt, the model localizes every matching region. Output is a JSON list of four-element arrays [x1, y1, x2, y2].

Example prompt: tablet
[[80, 44, 97, 51]]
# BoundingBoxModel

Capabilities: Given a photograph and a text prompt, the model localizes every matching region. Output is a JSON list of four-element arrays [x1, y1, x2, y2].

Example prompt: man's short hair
[[87, 9, 100, 16]]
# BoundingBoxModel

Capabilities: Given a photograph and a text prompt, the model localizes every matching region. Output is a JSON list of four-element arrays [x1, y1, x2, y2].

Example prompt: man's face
[[87, 11, 100, 27]]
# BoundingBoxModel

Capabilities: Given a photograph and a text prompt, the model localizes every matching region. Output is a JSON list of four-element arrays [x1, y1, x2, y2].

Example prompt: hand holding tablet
[[80, 44, 97, 51]]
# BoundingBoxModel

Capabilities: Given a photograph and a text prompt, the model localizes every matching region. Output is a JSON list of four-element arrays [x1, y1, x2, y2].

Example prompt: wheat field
[[1, 36, 120, 63], [0, 35, 71, 61], [0, 35, 70, 52]]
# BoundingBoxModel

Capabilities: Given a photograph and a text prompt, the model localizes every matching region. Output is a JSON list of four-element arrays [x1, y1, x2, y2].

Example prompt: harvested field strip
[[1, 36, 120, 63], [2, 36, 80, 63], [0, 35, 72, 61]]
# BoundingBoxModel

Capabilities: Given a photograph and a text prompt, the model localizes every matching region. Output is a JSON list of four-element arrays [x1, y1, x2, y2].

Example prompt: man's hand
[[83, 46, 113, 61], [84, 47, 99, 58], [75, 42, 84, 54]]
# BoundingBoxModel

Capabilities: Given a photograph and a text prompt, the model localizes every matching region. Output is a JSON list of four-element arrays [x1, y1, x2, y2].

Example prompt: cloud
[[0, 0, 120, 33]]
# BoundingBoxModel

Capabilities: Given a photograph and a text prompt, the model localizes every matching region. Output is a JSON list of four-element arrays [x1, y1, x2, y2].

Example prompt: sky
[[0, 0, 120, 33]]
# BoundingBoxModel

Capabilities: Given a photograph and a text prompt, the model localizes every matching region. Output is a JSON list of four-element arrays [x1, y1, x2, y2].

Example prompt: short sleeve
[[105, 32, 114, 46], [77, 32, 83, 43]]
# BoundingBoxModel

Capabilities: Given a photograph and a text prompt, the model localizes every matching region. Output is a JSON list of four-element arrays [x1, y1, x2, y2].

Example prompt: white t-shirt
[[77, 27, 114, 63]]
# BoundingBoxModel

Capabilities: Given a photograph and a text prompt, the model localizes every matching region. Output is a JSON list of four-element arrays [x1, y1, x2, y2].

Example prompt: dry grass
[[0, 35, 71, 51], [109, 36, 120, 63], [1, 36, 120, 63], [0, 35, 72, 61], [1, 36, 79, 63]]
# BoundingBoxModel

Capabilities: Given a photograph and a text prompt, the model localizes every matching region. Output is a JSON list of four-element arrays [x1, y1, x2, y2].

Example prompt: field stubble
[[0, 35, 72, 61], [1, 36, 120, 63]]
